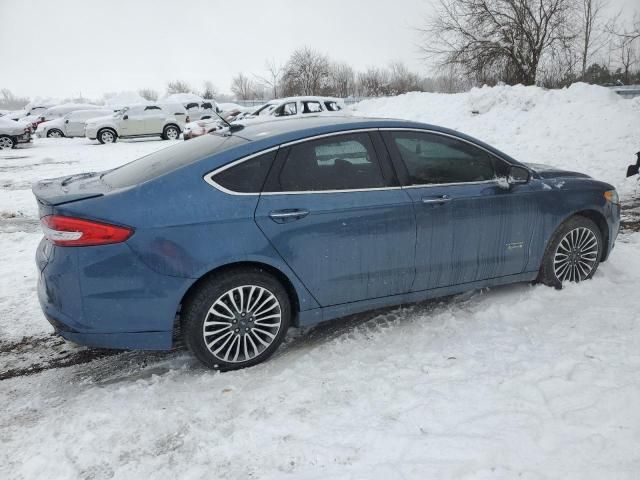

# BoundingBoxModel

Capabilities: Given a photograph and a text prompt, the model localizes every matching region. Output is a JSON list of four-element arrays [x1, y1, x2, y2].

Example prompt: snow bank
[[163, 93, 204, 104], [103, 91, 150, 108], [354, 83, 640, 198]]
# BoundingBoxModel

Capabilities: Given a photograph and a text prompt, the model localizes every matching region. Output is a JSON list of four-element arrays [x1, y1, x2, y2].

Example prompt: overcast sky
[[1, 0, 638, 100]]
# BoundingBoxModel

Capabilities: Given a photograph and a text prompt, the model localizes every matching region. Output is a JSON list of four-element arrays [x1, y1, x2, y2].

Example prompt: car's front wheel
[[182, 268, 291, 370], [162, 125, 180, 140], [46, 129, 64, 138], [0, 135, 15, 150], [97, 128, 117, 144], [538, 216, 602, 288]]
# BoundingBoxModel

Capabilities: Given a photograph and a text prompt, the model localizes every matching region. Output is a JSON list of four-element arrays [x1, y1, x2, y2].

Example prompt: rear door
[[255, 131, 416, 306], [382, 129, 535, 290], [142, 106, 166, 134]]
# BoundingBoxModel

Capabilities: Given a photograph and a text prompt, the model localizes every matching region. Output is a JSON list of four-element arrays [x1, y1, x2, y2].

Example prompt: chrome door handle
[[269, 209, 310, 223], [421, 195, 452, 204]]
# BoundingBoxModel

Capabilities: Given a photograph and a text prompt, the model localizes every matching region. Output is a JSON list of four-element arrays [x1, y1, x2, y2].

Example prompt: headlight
[[604, 190, 619, 205]]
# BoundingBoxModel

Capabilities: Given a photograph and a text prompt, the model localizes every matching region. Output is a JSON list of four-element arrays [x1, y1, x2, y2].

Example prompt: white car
[[238, 96, 346, 122], [36, 109, 113, 138], [0, 117, 32, 149], [85, 104, 186, 144]]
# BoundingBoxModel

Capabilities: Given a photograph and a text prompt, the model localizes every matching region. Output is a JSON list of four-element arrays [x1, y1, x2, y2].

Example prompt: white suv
[[84, 104, 186, 144]]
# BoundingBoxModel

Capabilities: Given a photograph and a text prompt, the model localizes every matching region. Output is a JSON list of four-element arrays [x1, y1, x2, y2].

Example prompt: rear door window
[[302, 101, 323, 113], [266, 133, 387, 192]]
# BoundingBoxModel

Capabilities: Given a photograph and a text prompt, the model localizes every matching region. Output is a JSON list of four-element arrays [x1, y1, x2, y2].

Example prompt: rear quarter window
[[102, 134, 248, 188]]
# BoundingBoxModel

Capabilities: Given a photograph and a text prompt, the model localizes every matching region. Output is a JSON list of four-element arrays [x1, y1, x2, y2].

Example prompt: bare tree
[[608, 13, 640, 84], [166, 80, 192, 95], [329, 62, 356, 97], [357, 67, 391, 96], [231, 73, 256, 100], [618, 37, 638, 84], [281, 47, 330, 96], [255, 59, 283, 98], [579, 0, 605, 78], [388, 61, 422, 94], [201, 81, 218, 99], [420, 0, 576, 86], [138, 88, 159, 101], [0, 89, 29, 109]]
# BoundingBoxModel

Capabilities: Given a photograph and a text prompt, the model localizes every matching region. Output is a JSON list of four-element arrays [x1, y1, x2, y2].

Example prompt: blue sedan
[[33, 117, 621, 370]]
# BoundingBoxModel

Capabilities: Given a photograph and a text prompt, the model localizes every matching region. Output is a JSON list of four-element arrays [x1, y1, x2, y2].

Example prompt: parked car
[[0, 117, 32, 149], [84, 104, 186, 143], [183, 118, 224, 140], [36, 109, 114, 138], [33, 116, 620, 370], [238, 96, 346, 122]]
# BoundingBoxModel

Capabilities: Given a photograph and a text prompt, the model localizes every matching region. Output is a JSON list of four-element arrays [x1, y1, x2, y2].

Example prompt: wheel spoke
[[202, 284, 282, 364]]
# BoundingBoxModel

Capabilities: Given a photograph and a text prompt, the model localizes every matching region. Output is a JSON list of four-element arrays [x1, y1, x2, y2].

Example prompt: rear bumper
[[36, 239, 189, 350]]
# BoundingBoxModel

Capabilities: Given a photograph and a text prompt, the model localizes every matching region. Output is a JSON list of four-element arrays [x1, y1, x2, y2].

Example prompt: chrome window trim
[[203, 127, 524, 196], [203, 128, 383, 196], [379, 127, 517, 167]]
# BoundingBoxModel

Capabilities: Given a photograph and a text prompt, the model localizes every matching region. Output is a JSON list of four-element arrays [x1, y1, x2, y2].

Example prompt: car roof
[[230, 116, 520, 165]]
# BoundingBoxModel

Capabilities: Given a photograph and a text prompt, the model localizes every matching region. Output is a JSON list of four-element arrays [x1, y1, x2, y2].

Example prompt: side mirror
[[65, 119, 69, 124], [123, 115, 129, 120], [508, 165, 530, 185], [497, 165, 530, 190]]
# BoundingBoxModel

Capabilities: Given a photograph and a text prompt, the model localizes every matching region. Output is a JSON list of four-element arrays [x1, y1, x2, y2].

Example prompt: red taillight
[[41, 215, 133, 247]]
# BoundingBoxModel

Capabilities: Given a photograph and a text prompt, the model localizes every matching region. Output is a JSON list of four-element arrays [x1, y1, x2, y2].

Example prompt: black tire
[[97, 128, 117, 144], [182, 267, 291, 370], [162, 124, 180, 140], [538, 215, 602, 288], [46, 129, 64, 138], [0, 135, 15, 150]]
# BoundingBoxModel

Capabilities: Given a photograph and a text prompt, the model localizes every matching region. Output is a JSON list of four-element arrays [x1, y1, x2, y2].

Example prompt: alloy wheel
[[166, 127, 179, 140], [202, 285, 282, 363], [47, 130, 62, 138], [0, 137, 14, 149], [101, 131, 115, 143], [553, 227, 599, 283]]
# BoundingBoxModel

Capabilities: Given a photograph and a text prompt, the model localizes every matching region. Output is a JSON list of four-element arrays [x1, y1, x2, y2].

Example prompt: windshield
[[253, 103, 277, 116], [101, 134, 249, 188]]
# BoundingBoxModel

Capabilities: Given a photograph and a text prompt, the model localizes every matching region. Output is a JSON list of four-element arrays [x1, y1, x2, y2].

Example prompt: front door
[[382, 129, 535, 291], [255, 131, 416, 306]]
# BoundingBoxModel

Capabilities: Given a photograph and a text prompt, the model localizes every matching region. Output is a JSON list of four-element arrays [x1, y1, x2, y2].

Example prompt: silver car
[[36, 109, 113, 138], [84, 104, 186, 144], [0, 117, 32, 149]]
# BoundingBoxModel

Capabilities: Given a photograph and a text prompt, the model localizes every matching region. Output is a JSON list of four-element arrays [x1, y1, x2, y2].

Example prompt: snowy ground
[[1, 85, 640, 479]]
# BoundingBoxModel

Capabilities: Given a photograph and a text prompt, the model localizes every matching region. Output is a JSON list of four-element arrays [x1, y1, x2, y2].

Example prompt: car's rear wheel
[[0, 135, 15, 149], [538, 216, 602, 288], [97, 128, 117, 144], [182, 268, 291, 370], [162, 125, 180, 140], [46, 129, 64, 138]]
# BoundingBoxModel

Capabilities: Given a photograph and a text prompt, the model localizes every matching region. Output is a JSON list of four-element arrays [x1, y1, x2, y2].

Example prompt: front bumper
[[15, 131, 32, 144]]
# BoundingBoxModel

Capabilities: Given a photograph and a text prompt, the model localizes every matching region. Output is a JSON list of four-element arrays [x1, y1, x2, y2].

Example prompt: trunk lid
[[32, 172, 111, 214]]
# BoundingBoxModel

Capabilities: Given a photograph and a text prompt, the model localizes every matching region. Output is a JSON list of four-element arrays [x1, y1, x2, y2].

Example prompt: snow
[[1, 84, 640, 479], [163, 93, 204, 104], [103, 91, 150, 109]]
